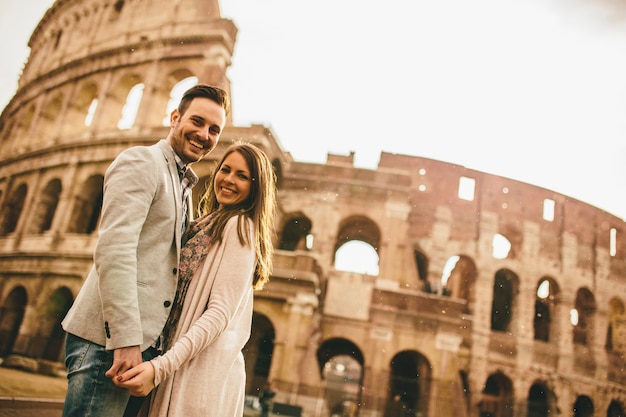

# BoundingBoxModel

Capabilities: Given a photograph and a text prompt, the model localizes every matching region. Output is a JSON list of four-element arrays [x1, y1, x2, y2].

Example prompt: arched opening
[[0, 183, 28, 235], [491, 269, 518, 332], [27, 179, 62, 234], [244, 312, 275, 396], [572, 288, 596, 346], [441, 254, 477, 313], [278, 213, 312, 251], [67, 175, 104, 234], [30, 287, 73, 361], [492, 234, 511, 260], [118, 82, 144, 129], [317, 338, 364, 417], [0, 286, 27, 356], [324, 355, 361, 417], [98, 74, 143, 131], [12, 104, 36, 151], [62, 82, 99, 136], [526, 383, 556, 417], [478, 372, 513, 417], [32, 92, 64, 144], [335, 240, 379, 275], [413, 249, 429, 291], [332, 215, 381, 276], [387, 350, 431, 417], [573, 395, 594, 417], [533, 277, 559, 342], [607, 399, 625, 417], [605, 297, 625, 351], [162, 76, 198, 126]]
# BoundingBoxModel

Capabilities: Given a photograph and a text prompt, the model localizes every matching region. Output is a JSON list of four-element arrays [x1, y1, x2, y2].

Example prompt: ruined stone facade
[[0, 1, 624, 416]]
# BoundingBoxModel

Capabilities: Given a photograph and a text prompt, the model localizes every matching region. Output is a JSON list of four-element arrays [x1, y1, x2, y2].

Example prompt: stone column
[[50, 161, 79, 234]]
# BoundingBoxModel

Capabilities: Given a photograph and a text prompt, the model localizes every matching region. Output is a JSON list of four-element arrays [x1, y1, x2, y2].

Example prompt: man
[[61, 84, 229, 417]]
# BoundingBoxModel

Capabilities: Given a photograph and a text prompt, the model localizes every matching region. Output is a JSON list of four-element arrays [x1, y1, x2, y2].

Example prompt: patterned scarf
[[161, 214, 215, 351]]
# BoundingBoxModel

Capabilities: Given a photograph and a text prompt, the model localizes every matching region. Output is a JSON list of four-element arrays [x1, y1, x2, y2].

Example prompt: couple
[[61, 84, 277, 417]]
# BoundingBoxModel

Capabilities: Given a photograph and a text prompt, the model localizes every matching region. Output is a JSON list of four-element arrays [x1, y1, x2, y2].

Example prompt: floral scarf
[[161, 214, 214, 351]]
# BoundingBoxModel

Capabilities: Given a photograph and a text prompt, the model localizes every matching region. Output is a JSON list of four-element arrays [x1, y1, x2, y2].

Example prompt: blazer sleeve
[[150, 216, 256, 385], [97, 146, 162, 348]]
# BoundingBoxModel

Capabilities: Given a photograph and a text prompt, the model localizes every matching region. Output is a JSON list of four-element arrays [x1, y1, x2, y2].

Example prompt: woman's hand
[[113, 361, 156, 397]]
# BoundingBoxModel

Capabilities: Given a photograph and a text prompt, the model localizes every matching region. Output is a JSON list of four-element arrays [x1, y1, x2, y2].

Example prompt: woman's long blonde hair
[[197, 142, 277, 289]]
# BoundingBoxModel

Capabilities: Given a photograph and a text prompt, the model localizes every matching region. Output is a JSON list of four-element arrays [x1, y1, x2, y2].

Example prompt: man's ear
[[169, 109, 180, 128]]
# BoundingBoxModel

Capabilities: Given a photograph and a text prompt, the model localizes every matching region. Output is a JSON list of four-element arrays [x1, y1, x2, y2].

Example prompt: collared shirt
[[154, 146, 199, 352], [171, 149, 198, 233]]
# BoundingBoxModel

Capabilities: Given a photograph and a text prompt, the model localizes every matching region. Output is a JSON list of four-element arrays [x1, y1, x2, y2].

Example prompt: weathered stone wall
[[0, 1, 624, 416]]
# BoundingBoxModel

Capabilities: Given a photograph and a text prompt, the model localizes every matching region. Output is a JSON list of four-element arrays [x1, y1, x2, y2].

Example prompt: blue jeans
[[62, 333, 159, 417]]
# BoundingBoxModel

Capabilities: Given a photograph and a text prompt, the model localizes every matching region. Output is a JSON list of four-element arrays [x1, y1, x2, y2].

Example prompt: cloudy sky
[[2, 0, 626, 221]]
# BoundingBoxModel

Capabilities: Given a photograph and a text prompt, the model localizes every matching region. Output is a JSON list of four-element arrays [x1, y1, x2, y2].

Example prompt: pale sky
[[2, 0, 626, 220]]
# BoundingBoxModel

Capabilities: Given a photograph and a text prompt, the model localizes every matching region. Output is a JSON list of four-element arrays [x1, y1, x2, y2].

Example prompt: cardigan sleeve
[[150, 215, 256, 386]]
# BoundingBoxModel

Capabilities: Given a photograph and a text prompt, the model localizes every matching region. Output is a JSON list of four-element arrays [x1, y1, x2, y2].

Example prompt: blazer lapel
[[157, 140, 184, 256]]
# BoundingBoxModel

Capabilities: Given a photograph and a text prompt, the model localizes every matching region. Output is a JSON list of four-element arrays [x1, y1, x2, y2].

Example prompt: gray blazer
[[62, 140, 192, 351]]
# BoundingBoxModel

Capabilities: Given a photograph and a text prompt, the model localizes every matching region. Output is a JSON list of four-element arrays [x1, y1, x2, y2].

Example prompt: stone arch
[[317, 338, 364, 416], [491, 233, 512, 260], [526, 381, 557, 417], [607, 399, 625, 417], [30, 286, 73, 361], [31, 91, 64, 145], [160, 73, 198, 126], [333, 215, 381, 272], [573, 394, 594, 417], [573, 287, 596, 346], [62, 81, 99, 137], [11, 103, 36, 151], [0, 286, 27, 356], [0, 182, 28, 235], [278, 212, 312, 251], [605, 296, 625, 352], [244, 312, 276, 396], [0, 118, 15, 150], [441, 254, 477, 313], [413, 246, 430, 292], [26, 178, 62, 234], [490, 268, 519, 333], [478, 371, 514, 417], [118, 81, 145, 130], [334, 215, 380, 253], [325, 354, 362, 416], [498, 222, 523, 259], [387, 350, 431, 417], [66, 174, 103, 234], [534, 276, 560, 342], [98, 72, 144, 131]]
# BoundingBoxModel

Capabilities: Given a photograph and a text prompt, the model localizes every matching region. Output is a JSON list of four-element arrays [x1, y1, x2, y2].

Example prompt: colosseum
[[0, 1, 624, 416]]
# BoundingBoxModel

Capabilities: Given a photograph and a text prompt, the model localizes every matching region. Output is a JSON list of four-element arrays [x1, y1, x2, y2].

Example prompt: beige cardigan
[[145, 216, 256, 417]]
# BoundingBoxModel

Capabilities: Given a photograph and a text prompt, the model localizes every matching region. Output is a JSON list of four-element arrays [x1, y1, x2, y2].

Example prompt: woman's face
[[214, 150, 252, 208]]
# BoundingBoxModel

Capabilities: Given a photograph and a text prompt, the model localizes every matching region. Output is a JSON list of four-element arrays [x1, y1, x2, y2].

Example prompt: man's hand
[[113, 361, 156, 397], [105, 345, 142, 379]]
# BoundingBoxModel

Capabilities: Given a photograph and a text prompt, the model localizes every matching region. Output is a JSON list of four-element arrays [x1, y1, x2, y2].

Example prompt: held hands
[[105, 345, 142, 378], [104, 345, 155, 396], [113, 361, 156, 397]]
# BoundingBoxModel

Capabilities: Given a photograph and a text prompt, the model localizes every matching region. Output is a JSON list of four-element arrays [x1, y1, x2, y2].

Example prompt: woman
[[114, 142, 277, 416]]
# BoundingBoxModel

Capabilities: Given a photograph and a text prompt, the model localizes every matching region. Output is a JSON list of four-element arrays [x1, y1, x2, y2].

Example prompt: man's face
[[167, 97, 226, 164]]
